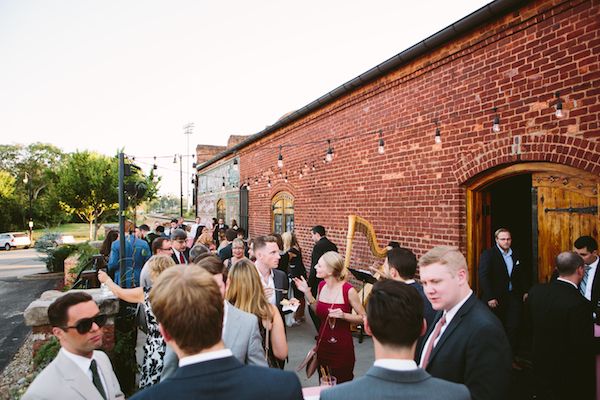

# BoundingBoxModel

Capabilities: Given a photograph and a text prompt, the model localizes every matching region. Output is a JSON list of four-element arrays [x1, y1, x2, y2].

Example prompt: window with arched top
[[216, 199, 226, 222], [271, 192, 294, 234]]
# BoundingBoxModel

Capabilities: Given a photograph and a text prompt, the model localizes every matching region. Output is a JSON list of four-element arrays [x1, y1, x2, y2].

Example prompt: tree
[[56, 151, 119, 240]]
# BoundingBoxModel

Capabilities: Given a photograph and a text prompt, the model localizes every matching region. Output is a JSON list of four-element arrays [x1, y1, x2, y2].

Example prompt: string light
[[377, 130, 385, 154], [555, 92, 563, 118], [233, 158, 239, 171], [434, 120, 441, 144], [325, 139, 334, 162], [492, 108, 500, 133], [267, 179, 272, 188], [284, 173, 288, 183], [277, 145, 284, 168]]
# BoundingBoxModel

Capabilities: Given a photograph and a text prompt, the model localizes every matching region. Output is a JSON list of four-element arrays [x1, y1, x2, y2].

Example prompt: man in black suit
[[131, 266, 302, 400], [212, 218, 228, 243], [574, 236, 600, 312], [478, 228, 528, 355], [526, 251, 594, 400], [217, 229, 237, 262], [308, 225, 337, 330], [170, 229, 190, 265], [253, 235, 289, 316], [417, 246, 511, 400]]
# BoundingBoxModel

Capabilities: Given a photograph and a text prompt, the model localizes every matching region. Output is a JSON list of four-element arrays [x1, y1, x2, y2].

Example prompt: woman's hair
[[231, 219, 238, 226], [100, 230, 119, 257], [225, 259, 272, 322], [232, 238, 245, 251], [320, 251, 347, 280], [282, 231, 300, 253], [148, 254, 176, 282]]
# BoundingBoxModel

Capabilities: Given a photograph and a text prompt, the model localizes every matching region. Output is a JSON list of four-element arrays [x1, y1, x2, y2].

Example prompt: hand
[[293, 276, 309, 294], [288, 297, 300, 306], [328, 308, 344, 319], [522, 293, 528, 302], [263, 287, 274, 299], [487, 299, 499, 308], [368, 263, 386, 280], [98, 270, 111, 284]]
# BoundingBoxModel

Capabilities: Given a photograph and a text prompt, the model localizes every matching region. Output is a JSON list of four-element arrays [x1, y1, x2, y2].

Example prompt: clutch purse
[[297, 346, 319, 378]]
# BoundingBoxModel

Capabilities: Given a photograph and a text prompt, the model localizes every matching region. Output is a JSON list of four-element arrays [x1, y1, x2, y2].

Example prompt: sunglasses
[[63, 314, 107, 334]]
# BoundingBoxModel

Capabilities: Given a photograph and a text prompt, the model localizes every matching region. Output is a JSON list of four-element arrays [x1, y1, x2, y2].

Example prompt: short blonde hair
[[149, 266, 223, 354], [418, 245, 468, 276], [148, 254, 176, 282], [320, 251, 347, 281]]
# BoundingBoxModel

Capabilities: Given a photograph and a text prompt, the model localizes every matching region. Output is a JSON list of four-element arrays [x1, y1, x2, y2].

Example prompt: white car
[[0, 232, 32, 251]]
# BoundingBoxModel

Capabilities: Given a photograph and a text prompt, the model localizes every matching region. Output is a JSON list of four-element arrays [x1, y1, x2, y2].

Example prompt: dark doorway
[[487, 174, 533, 279]]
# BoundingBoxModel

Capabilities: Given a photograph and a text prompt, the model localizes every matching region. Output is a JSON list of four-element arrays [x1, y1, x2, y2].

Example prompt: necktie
[[580, 265, 591, 297], [179, 252, 185, 264], [421, 314, 447, 369], [90, 359, 107, 400]]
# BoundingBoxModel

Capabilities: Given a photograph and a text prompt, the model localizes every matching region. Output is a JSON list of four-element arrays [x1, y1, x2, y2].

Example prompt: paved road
[[0, 248, 61, 373]]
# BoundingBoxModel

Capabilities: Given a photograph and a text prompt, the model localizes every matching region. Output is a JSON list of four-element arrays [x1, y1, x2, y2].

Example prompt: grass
[[32, 223, 105, 241]]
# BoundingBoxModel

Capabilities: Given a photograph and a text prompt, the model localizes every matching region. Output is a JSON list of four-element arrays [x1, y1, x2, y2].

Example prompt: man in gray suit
[[321, 279, 470, 400], [24, 292, 124, 400], [161, 256, 267, 379]]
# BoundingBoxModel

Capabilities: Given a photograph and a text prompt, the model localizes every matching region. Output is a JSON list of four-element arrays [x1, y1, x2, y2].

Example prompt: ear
[[456, 268, 468, 284], [363, 316, 373, 336], [158, 324, 173, 343], [420, 318, 427, 336], [52, 326, 64, 339]]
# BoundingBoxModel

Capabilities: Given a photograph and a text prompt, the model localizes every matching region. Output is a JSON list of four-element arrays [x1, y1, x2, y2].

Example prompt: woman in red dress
[[294, 251, 366, 383]]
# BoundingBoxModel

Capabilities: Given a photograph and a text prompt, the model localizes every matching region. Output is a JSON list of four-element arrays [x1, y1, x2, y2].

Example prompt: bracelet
[[309, 298, 317, 305]]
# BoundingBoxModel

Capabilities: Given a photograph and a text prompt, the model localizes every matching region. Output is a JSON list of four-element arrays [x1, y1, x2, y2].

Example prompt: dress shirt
[[557, 277, 578, 289], [583, 256, 598, 301], [173, 249, 187, 264], [256, 265, 276, 305], [497, 244, 514, 291], [60, 348, 108, 396], [179, 348, 233, 367], [374, 359, 418, 371]]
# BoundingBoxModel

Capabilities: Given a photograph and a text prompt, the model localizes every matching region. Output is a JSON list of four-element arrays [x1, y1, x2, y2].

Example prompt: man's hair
[[152, 237, 170, 254], [418, 245, 468, 275], [139, 224, 150, 232], [171, 218, 178, 224], [156, 225, 165, 233], [253, 235, 278, 252], [195, 255, 225, 276], [311, 225, 326, 237], [494, 228, 511, 239], [387, 247, 417, 279], [189, 244, 210, 261], [367, 279, 423, 348], [236, 227, 246, 237], [556, 251, 584, 276], [48, 292, 94, 328], [225, 229, 237, 242], [170, 228, 187, 241], [150, 266, 223, 354], [574, 236, 598, 252]]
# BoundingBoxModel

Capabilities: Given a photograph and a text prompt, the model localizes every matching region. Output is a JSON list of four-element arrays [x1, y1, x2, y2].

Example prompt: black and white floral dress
[[140, 287, 165, 389]]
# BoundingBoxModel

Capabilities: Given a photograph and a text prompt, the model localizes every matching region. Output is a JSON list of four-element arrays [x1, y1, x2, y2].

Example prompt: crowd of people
[[23, 218, 598, 400]]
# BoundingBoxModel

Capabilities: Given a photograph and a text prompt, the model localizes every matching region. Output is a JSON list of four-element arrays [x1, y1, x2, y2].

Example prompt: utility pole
[[183, 122, 194, 214], [174, 154, 183, 217], [118, 153, 126, 287], [23, 173, 33, 241]]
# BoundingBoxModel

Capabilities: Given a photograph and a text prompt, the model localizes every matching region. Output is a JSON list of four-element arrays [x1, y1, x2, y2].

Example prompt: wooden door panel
[[534, 173, 598, 283]]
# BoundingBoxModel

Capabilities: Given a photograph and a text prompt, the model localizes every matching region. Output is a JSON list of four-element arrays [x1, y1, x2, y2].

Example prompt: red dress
[[315, 281, 355, 383]]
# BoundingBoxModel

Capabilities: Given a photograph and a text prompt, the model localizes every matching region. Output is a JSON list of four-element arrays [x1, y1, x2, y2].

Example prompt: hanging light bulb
[[277, 145, 284, 168], [246, 178, 251, 191], [555, 92, 563, 118], [378, 130, 385, 154], [312, 162, 316, 171], [299, 171, 303, 178], [284, 173, 288, 183], [222, 176, 226, 191], [325, 139, 334, 162], [173, 154, 177, 164], [492, 108, 500, 133], [434, 119, 442, 144], [233, 158, 239, 171], [267, 179, 272, 188]]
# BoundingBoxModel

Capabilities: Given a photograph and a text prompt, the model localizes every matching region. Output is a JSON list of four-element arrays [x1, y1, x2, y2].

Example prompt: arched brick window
[[216, 198, 226, 222], [271, 192, 294, 234]]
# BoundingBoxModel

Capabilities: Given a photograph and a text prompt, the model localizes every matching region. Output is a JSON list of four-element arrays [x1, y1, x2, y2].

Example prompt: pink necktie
[[421, 314, 446, 369]]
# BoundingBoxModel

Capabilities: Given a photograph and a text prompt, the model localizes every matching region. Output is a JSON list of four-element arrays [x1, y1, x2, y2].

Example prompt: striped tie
[[580, 265, 591, 297]]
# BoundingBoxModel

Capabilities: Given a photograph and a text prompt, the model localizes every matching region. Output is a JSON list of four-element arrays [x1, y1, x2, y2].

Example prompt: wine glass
[[327, 309, 337, 343]]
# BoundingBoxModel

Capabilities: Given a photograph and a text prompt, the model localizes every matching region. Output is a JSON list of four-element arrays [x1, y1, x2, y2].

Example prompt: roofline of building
[[196, 0, 524, 172]]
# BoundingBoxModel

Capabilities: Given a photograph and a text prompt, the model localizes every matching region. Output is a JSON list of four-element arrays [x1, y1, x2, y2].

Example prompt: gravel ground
[[0, 334, 36, 400]]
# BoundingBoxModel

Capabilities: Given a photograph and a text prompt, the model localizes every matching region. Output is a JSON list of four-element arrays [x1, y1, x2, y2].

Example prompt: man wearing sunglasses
[[23, 292, 123, 400]]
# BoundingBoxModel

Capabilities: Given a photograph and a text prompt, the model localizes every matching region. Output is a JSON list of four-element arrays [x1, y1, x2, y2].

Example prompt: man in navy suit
[[527, 251, 594, 400], [131, 265, 302, 400], [478, 228, 528, 355], [321, 279, 470, 400], [417, 246, 511, 400]]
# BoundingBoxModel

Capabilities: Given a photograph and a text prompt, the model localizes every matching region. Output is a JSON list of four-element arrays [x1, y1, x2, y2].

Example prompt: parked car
[[53, 234, 76, 245], [0, 232, 31, 250], [36, 232, 76, 247]]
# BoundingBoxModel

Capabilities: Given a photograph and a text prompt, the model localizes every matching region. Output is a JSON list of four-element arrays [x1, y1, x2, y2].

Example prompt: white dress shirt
[[179, 349, 233, 367], [61, 348, 108, 396], [256, 265, 276, 305], [583, 256, 598, 301], [374, 359, 418, 371]]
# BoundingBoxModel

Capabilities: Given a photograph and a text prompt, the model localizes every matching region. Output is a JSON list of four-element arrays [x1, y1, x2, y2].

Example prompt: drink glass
[[320, 376, 337, 387], [327, 312, 337, 343]]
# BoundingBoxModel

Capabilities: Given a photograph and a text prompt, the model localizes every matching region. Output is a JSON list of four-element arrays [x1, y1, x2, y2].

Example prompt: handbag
[[296, 316, 328, 379]]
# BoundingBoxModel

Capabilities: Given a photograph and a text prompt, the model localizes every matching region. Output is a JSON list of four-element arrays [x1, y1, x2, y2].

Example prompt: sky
[[0, 0, 491, 198]]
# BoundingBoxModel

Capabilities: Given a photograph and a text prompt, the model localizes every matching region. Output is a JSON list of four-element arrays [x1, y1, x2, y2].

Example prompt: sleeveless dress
[[315, 281, 355, 383], [140, 287, 166, 388], [258, 319, 285, 369]]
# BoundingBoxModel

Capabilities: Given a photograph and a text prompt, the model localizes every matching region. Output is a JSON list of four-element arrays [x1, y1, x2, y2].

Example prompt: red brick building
[[196, 0, 599, 286]]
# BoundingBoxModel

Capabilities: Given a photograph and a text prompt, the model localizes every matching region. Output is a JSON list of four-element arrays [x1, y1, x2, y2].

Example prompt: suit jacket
[[218, 243, 233, 261], [308, 237, 338, 296], [133, 356, 302, 400], [417, 293, 511, 400], [23, 350, 124, 400], [171, 248, 190, 265], [273, 268, 289, 311], [527, 280, 594, 400], [161, 302, 267, 380], [479, 246, 527, 303], [320, 366, 470, 400]]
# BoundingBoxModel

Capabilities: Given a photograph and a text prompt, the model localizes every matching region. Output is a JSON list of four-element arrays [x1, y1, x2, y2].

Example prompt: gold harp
[[344, 215, 388, 271]]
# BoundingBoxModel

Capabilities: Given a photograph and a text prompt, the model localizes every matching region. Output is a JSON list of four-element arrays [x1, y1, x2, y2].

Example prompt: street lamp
[[183, 123, 194, 214], [23, 173, 33, 241], [173, 154, 183, 217]]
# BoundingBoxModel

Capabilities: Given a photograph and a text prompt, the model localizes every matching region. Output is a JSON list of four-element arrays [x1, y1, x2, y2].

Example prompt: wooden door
[[533, 172, 599, 283]]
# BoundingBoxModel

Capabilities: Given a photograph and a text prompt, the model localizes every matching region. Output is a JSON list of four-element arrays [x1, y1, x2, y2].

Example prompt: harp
[[343, 215, 388, 271]]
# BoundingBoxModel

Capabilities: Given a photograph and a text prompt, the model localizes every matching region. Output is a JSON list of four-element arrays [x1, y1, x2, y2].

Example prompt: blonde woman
[[98, 254, 175, 388], [226, 259, 288, 368], [195, 226, 214, 249], [294, 251, 366, 383]]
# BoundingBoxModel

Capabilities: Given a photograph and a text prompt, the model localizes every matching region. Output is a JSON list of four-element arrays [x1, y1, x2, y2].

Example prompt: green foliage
[[0, 170, 15, 198], [70, 243, 100, 277], [35, 241, 79, 273], [111, 304, 139, 396], [33, 337, 60, 369]]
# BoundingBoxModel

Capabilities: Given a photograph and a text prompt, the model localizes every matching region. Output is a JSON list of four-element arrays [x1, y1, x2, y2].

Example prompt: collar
[[588, 256, 599, 270], [557, 277, 578, 289], [374, 359, 418, 371], [60, 347, 95, 374], [445, 289, 473, 324], [496, 244, 512, 256], [403, 279, 416, 285], [179, 348, 233, 367]]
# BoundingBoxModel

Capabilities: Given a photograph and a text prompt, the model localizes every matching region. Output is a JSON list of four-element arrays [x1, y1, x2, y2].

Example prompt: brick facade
[[197, 0, 599, 270]]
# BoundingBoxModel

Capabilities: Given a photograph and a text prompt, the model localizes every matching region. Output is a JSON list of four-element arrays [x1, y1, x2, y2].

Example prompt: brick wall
[[200, 0, 599, 269]]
